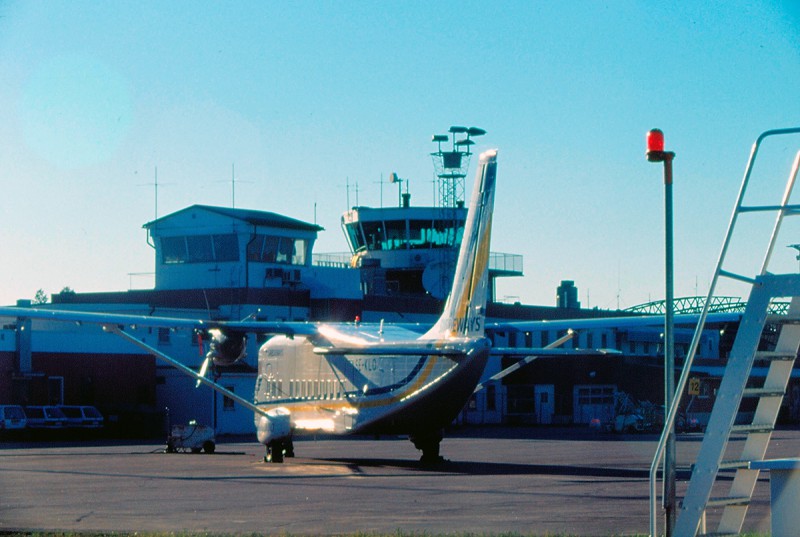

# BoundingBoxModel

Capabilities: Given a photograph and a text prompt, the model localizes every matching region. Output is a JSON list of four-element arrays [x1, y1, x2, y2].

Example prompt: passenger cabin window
[[161, 234, 239, 264]]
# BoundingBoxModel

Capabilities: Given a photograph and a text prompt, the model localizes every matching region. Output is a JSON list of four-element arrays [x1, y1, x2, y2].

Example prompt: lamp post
[[647, 128, 676, 537]]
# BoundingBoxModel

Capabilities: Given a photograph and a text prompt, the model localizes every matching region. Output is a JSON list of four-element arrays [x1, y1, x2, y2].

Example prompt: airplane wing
[[475, 312, 742, 394], [0, 305, 319, 337], [476, 327, 620, 394], [0, 305, 317, 420], [489, 311, 742, 333], [491, 347, 620, 357]]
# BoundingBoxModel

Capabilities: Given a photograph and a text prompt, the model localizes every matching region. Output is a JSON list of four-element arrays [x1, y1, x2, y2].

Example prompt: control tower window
[[263, 236, 280, 262], [276, 236, 294, 263], [343, 223, 365, 252], [187, 235, 213, 262], [384, 220, 407, 250], [247, 234, 307, 266], [161, 234, 240, 264], [408, 220, 429, 249], [362, 222, 385, 251], [213, 234, 239, 262], [292, 239, 307, 265], [162, 236, 187, 264], [433, 220, 464, 248]]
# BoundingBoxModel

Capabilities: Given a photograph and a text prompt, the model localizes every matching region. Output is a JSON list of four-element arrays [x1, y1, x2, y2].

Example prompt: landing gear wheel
[[410, 430, 446, 466], [265, 440, 287, 463], [203, 440, 216, 454]]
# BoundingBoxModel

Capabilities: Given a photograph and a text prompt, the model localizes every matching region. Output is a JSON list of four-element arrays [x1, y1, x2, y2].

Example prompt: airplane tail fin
[[422, 149, 497, 340]]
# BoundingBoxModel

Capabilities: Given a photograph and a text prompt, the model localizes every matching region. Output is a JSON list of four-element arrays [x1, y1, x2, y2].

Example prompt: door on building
[[534, 384, 555, 425], [573, 385, 616, 424], [48, 376, 64, 405]]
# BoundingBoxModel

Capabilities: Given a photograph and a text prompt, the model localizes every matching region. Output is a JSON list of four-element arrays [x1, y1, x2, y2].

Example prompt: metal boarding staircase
[[649, 127, 800, 537]]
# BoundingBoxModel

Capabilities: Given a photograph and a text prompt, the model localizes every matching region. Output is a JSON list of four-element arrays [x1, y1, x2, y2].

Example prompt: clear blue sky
[[1, 1, 800, 309]]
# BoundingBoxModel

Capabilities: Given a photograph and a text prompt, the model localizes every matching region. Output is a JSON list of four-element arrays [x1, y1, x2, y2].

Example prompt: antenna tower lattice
[[431, 126, 486, 208]]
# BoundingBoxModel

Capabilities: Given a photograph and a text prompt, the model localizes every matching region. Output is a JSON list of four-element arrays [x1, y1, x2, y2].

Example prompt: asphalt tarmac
[[1, 427, 797, 536]]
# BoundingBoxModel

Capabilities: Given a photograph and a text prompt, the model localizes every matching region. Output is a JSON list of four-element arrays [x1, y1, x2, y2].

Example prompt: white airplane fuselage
[[254, 325, 491, 441]]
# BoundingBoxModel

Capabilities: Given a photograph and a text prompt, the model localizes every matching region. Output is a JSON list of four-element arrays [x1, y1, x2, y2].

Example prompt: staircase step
[[754, 350, 797, 361], [742, 387, 785, 398], [766, 314, 800, 325], [718, 459, 750, 470], [706, 496, 751, 508], [731, 423, 774, 434]]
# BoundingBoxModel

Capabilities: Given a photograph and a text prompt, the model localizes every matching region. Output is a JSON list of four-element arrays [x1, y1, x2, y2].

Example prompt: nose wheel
[[264, 439, 294, 463]]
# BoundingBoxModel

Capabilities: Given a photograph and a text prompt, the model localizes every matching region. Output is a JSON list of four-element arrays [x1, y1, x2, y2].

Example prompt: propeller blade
[[196, 331, 208, 388], [196, 357, 210, 388]]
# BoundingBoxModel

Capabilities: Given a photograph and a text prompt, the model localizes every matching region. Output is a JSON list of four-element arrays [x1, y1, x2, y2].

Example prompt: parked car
[[58, 405, 104, 429], [0, 405, 27, 431], [24, 406, 68, 429]]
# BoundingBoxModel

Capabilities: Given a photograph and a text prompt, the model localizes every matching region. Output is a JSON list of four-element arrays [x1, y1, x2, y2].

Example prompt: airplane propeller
[[195, 328, 248, 388], [196, 331, 209, 388]]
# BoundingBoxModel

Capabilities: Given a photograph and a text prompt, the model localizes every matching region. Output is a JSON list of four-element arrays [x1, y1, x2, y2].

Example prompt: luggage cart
[[165, 421, 215, 454]]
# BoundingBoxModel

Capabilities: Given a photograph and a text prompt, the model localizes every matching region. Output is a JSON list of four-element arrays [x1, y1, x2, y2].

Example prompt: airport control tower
[[340, 126, 520, 303]]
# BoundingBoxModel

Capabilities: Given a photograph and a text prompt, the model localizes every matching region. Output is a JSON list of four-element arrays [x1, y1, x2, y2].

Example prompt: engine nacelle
[[205, 328, 247, 366], [256, 407, 292, 444]]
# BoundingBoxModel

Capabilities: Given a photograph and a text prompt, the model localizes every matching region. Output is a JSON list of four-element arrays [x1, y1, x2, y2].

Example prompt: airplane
[[0, 148, 723, 464], [0, 149, 500, 463]]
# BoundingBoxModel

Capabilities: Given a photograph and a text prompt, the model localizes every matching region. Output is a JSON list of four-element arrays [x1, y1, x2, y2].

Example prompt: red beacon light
[[646, 128, 665, 162]]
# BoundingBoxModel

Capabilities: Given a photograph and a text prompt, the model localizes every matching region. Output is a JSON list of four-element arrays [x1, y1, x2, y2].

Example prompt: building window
[[213, 234, 240, 262], [161, 236, 187, 264], [292, 239, 307, 265], [161, 234, 240, 264], [186, 235, 213, 262], [223, 387, 235, 411], [158, 328, 171, 345], [247, 234, 307, 265]]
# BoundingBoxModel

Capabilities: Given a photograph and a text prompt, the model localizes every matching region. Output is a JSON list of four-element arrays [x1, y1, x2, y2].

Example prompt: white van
[[58, 405, 104, 429], [0, 405, 27, 430]]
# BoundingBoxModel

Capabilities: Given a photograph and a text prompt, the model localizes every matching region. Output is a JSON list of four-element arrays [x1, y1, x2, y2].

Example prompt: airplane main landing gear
[[264, 438, 294, 463], [409, 430, 445, 465]]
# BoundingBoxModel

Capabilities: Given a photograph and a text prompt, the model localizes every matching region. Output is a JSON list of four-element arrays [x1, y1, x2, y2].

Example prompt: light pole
[[647, 128, 676, 537]]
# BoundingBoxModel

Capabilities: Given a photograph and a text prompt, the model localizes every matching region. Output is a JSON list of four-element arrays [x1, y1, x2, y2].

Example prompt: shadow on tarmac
[[317, 456, 694, 480]]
